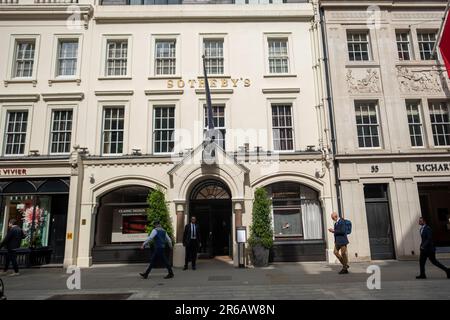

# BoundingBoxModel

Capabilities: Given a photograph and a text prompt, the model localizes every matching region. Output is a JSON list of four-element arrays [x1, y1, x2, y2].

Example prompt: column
[[173, 202, 186, 267]]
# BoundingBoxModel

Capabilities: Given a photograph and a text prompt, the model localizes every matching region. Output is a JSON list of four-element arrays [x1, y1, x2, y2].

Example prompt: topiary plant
[[145, 188, 174, 243], [248, 187, 273, 249]]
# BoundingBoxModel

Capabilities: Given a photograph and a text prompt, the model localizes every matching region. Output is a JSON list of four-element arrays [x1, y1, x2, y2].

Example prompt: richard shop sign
[[416, 163, 450, 173]]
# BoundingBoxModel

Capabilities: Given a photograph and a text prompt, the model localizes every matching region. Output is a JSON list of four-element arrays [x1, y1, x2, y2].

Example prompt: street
[[1, 258, 450, 300]]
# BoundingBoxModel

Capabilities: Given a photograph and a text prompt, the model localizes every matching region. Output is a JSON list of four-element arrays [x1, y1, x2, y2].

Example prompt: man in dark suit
[[183, 216, 201, 270], [416, 216, 450, 279], [328, 212, 350, 274], [0, 219, 24, 276]]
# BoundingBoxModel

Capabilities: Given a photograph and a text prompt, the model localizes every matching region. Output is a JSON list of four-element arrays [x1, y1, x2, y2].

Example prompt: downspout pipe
[[319, 7, 343, 218]]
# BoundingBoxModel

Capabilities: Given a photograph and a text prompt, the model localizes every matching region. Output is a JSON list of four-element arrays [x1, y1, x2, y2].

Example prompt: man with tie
[[416, 216, 450, 279], [183, 216, 201, 270], [328, 212, 350, 274]]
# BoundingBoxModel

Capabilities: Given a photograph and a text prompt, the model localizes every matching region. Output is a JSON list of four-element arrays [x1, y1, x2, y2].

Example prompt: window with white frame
[[106, 40, 128, 76], [102, 107, 124, 154], [155, 40, 176, 76], [203, 104, 226, 149], [4, 111, 28, 155], [429, 101, 450, 146], [405, 101, 424, 147], [347, 31, 371, 61], [57, 40, 78, 77], [272, 104, 294, 151], [153, 106, 175, 154], [50, 110, 73, 154], [268, 38, 289, 74], [396, 32, 411, 61], [13, 40, 35, 78], [355, 102, 381, 148], [203, 39, 224, 75], [417, 31, 437, 60]]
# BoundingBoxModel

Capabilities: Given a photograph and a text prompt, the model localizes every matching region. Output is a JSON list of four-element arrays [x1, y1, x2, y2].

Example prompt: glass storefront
[[1, 195, 51, 247], [95, 185, 151, 246], [266, 182, 324, 240]]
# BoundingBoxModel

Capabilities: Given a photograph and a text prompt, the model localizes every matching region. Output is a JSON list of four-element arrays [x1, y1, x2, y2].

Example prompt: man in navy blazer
[[416, 217, 450, 279], [328, 212, 350, 274]]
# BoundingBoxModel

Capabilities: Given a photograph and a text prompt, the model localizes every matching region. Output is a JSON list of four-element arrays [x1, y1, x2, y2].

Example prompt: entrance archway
[[189, 179, 232, 258]]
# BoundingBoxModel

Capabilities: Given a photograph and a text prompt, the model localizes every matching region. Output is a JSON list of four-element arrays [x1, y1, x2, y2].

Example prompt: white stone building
[[0, 0, 338, 268], [321, 0, 450, 262]]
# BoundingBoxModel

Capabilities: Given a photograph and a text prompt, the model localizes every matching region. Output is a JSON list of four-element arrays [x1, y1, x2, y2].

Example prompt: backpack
[[344, 219, 352, 235]]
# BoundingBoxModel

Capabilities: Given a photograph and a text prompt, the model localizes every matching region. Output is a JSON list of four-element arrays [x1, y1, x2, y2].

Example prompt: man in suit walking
[[328, 212, 350, 274], [416, 216, 450, 279], [183, 216, 201, 270], [0, 219, 24, 277]]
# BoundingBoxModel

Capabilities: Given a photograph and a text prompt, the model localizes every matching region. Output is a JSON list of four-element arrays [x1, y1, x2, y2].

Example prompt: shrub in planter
[[248, 188, 273, 267], [145, 188, 175, 267]]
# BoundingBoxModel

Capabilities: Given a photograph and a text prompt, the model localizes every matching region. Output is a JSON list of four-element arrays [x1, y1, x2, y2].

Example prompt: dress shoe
[[139, 272, 148, 279], [416, 275, 426, 279], [446, 269, 450, 279], [164, 273, 174, 279], [338, 269, 349, 274], [183, 266, 188, 271]]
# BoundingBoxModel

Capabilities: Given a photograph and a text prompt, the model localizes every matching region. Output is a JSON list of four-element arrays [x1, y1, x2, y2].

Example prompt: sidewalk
[[1, 258, 450, 300]]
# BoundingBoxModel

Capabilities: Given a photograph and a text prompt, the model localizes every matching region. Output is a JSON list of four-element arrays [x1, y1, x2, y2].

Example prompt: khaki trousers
[[334, 244, 349, 270]]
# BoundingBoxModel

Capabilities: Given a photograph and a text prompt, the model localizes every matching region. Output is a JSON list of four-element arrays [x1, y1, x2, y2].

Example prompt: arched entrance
[[189, 179, 232, 258]]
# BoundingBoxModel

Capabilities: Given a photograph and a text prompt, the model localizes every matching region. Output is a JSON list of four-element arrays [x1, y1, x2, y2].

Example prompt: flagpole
[[432, 0, 450, 58]]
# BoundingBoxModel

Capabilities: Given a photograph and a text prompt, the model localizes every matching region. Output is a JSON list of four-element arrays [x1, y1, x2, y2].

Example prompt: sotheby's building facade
[[0, 0, 339, 267]]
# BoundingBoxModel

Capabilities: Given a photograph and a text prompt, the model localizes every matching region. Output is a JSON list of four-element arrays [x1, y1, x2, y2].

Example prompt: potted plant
[[145, 188, 175, 266], [248, 188, 273, 267]]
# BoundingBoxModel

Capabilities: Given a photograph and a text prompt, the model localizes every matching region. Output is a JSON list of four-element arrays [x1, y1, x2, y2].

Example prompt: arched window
[[95, 185, 152, 246], [190, 180, 231, 200], [266, 182, 323, 240]]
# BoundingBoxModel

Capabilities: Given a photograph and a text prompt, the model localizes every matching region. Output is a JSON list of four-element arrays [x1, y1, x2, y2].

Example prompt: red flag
[[439, 10, 450, 77]]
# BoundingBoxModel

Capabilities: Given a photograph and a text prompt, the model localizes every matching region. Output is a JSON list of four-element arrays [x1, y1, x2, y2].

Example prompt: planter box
[[0, 247, 52, 268]]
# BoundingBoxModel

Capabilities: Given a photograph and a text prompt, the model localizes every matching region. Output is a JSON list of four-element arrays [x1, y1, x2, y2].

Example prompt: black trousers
[[419, 249, 448, 276], [144, 247, 173, 276], [184, 240, 199, 268], [4, 251, 19, 273]]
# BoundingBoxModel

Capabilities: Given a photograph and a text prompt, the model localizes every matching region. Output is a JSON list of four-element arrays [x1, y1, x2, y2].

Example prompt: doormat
[[47, 293, 132, 300]]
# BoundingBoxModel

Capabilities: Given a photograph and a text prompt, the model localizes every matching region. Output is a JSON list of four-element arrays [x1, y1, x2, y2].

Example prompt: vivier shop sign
[[416, 163, 450, 173], [0, 168, 27, 175]]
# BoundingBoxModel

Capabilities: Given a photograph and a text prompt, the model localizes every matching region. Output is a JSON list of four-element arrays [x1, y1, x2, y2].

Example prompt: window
[[396, 32, 411, 61], [347, 32, 371, 61], [203, 105, 226, 149], [102, 107, 124, 154], [155, 40, 176, 75], [13, 40, 35, 78], [417, 32, 437, 60], [406, 102, 424, 147], [106, 40, 128, 76], [355, 102, 381, 148], [57, 40, 78, 77], [50, 110, 73, 154], [429, 101, 450, 146], [4, 111, 28, 155], [272, 104, 294, 151], [203, 39, 224, 75], [153, 106, 175, 154], [266, 182, 323, 240], [268, 38, 289, 74]]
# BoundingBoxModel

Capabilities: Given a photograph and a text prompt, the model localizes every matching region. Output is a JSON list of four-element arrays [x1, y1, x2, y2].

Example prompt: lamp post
[[236, 226, 247, 268]]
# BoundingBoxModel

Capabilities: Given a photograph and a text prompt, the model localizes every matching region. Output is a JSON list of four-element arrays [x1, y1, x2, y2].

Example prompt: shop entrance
[[364, 184, 396, 260], [189, 180, 232, 259], [419, 182, 450, 247]]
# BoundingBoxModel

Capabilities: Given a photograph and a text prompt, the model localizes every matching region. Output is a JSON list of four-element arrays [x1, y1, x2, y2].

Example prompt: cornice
[[0, 4, 93, 20], [320, 1, 448, 9]]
